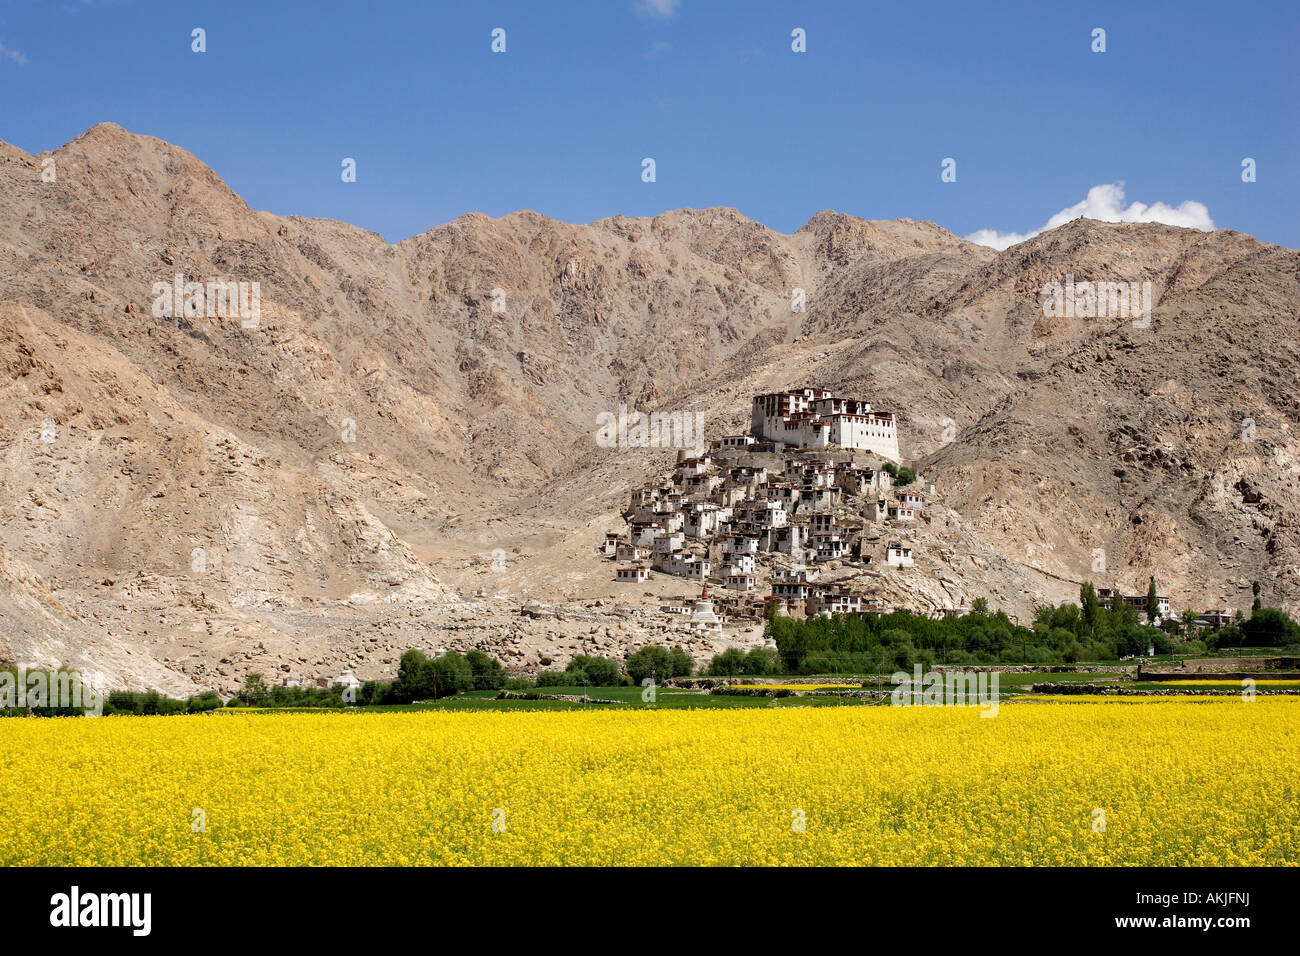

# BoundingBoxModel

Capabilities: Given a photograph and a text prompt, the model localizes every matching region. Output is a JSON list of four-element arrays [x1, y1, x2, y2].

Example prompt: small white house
[[725, 569, 757, 592], [727, 552, 756, 574], [668, 553, 711, 579], [616, 544, 650, 563], [617, 566, 650, 583], [652, 532, 686, 554], [812, 588, 862, 617], [813, 534, 846, 561], [886, 542, 914, 567], [720, 434, 756, 448]]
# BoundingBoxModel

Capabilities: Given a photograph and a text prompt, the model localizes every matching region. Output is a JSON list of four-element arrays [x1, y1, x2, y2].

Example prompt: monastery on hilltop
[[750, 388, 900, 461]]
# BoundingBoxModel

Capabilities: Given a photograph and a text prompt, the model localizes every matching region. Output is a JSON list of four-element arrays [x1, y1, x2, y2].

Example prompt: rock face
[[1, 123, 1298, 693]]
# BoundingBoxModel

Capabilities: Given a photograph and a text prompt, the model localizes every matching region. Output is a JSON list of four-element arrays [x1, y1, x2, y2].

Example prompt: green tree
[[667, 647, 694, 678], [241, 673, 269, 706], [535, 668, 572, 687], [1252, 580, 1263, 612], [744, 647, 780, 675], [1239, 607, 1300, 647], [1146, 577, 1159, 624], [625, 646, 672, 685], [427, 651, 474, 697], [465, 649, 507, 690], [708, 647, 748, 676], [1080, 582, 1100, 634], [391, 649, 433, 702], [567, 655, 621, 686]]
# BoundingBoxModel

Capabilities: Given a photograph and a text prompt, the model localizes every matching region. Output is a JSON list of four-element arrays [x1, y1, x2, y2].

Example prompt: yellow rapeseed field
[[1, 698, 1296, 865]]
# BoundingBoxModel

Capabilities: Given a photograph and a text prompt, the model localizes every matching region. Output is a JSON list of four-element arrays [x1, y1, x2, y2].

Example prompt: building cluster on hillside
[[1092, 587, 1233, 629], [602, 389, 935, 621], [1095, 587, 1172, 623]]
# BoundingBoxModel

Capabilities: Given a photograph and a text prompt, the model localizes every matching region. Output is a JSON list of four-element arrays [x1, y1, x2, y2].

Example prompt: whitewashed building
[[886, 543, 914, 567], [751, 388, 900, 461]]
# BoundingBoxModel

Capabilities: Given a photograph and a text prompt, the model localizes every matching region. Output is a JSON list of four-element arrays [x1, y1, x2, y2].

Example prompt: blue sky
[[1, 0, 1296, 248]]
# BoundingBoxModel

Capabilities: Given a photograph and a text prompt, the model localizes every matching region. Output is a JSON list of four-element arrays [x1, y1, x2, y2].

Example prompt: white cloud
[[0, 40, 28, 65], [966, 183, 1215, 251], [636, 0, 680, 20]]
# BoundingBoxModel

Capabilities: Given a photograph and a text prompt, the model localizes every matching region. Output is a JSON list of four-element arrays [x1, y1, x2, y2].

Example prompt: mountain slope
[[1, 123, 1297, 692]]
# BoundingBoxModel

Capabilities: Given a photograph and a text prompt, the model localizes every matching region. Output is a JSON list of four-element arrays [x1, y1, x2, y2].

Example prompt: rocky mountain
[[1, 123, 1296, 694]]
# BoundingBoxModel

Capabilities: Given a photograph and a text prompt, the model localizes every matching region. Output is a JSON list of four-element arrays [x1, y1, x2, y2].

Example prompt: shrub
[[1240, 607, 1300, 646], [567, 655, 621, 686], [667, 647, 695, 678], [535, 669, 572, 687], [625, 646, 673, 685], [707, 648, 748, 676], [427, 651, 474, 697], [743, 647, 780, 675], [465, 649, 507, 690], [186, 691, 223, 713]]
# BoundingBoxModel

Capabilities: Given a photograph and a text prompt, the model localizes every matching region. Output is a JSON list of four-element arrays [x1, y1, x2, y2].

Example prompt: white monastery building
[[751, 388, 900, 461]]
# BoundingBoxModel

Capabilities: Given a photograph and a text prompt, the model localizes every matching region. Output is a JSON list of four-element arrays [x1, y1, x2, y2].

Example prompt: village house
[[771, 568, 815, 606], [659, 511, 687, 534], [726, 552, 757, 574], [683, 503, 728, 538], [932, 599, 970, 619], [811, 587, 863, 617], [807, 512, 836, 535], [629, 487, 657, 510], [601, 533, 621, 556], [725, 568, 758, 591], [1097, 587, 1172, 621], [758, 482, 802, 513], [1195, 609, 1233, 628], [652, 531, 685, 555], [813, 532, 847, 561], [616, 566, 650, 583], [674, 455, 715, 482], [722, 534, 761, 557], [668, 553, 711, 579], [615, 543, 650, 563], [717, 485, 752, 508], [771, 523, 810, 557], [719, 434, 756, 449], [684, 472, 722, 496], [836, 465, 885, 497], [886, 542, 914, 567], [763, 595, 795, 617], [630, 520, 664, 547], [801, 485, 836, 512], [660, 596, 691, 617], [887, 503, 916, 522], [897, 491, 924, 510]]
